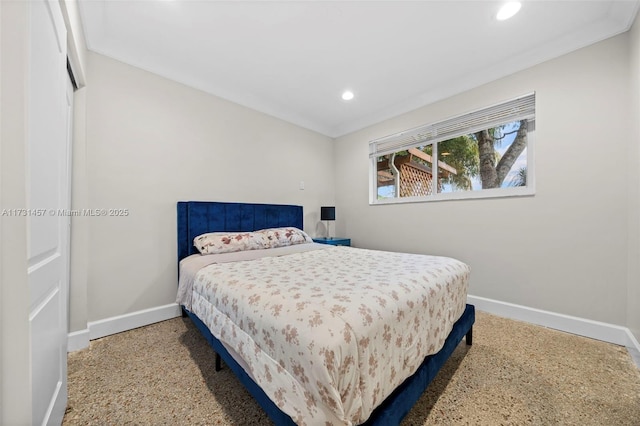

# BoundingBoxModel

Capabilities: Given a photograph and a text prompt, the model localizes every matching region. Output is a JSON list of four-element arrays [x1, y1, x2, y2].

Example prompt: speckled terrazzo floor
[[63, 311, 640, 426]]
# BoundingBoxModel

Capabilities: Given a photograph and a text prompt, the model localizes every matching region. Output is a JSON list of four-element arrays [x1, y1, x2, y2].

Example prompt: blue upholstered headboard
[[177, 201, 304, 261]]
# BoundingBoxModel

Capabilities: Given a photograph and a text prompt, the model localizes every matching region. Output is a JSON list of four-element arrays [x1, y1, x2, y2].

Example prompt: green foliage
[[436, 136, 479, 190]]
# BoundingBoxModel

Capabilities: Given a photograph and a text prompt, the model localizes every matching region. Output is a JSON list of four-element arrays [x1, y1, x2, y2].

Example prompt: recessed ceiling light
[[341, 90, 354, 101], [496, 2, 521, 21]]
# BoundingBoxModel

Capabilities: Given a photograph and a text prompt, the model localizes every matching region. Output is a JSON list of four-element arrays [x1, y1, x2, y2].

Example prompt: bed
[[177, 201, 475, 425]]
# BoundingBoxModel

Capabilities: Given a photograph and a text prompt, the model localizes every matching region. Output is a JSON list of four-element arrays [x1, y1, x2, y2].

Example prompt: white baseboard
[[68, 297, 640, 363], [67, 303, 182, 352], [89, 303, 181, 340], [67, 328, 90, 352], [468, 295, 640, 356], [625, 329, 640, 368]]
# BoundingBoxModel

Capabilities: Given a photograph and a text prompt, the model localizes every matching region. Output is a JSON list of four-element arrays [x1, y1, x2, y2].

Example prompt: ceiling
[[78, 1, 639, 138]]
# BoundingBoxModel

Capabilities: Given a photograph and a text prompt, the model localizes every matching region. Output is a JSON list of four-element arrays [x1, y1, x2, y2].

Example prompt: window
[[370, 93, 535, 204]]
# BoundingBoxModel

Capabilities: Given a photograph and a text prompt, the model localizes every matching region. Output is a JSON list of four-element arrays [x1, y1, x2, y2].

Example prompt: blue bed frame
[[177, 201, 475, 425]]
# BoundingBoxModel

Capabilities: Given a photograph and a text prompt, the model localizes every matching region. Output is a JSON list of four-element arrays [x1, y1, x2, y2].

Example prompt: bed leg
[[215, 353, 222, 371], [465, 327, 473, 345], [181, 306, 188, 318]]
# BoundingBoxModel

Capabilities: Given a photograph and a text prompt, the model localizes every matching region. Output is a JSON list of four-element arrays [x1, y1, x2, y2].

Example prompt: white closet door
[[27, 0, 70, 424]]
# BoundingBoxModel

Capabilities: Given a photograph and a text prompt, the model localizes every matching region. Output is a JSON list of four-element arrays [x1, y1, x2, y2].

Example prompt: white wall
[[628, 13, 640, 342], [334, 34, 631, 326], [68, 88, 89, 334], [81, 52, 334, 323]]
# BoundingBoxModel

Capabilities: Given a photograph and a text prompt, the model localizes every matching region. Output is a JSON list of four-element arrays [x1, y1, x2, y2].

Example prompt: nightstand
[[312, 237, 351, 247]]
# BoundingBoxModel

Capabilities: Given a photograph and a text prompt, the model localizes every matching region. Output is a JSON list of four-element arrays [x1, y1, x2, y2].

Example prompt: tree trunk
[[495, 120, 528, 187], [476, 129, 497, 188]]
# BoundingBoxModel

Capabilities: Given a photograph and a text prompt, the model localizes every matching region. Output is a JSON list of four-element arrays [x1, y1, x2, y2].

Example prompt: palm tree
[[419, 120, 528, 191], [509, 167, 527, 187], [475, 120, 528, 189]]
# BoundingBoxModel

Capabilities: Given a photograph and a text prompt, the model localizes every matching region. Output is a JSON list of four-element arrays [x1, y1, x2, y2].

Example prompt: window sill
[[370, 186, 535, 205]]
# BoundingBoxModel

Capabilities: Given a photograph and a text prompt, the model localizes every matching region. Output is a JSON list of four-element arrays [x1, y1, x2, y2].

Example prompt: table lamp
[[320, 206, 335, 239]]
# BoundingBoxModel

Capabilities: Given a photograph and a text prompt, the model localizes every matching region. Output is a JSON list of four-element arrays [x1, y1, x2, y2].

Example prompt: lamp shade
[[321, 206, 335, 221]]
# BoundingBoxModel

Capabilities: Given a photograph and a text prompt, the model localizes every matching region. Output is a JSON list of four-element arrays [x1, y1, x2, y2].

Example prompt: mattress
[[177, 244, 469, 425]]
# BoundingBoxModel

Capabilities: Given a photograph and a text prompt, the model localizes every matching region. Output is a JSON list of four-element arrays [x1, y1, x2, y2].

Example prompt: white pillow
[[193, 231, 266, 255], [258, 227, 313, 248]]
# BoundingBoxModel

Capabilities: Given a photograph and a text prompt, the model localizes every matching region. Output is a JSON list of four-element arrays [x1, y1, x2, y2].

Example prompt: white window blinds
[[369, 92, 535, 158]]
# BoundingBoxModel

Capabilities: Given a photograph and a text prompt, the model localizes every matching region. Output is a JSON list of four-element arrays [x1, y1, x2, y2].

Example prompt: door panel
[[28, 254, 62, 314], [31, 288, 63, 424], [27, 0, 70, 424]]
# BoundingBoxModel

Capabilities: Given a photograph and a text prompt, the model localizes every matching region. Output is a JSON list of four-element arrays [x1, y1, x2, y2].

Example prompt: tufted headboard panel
[[177, 201, 304, 262]]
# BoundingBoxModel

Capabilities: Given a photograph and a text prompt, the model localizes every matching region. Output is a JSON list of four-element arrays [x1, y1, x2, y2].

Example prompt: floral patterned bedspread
[[187, 246, 469, 425]]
